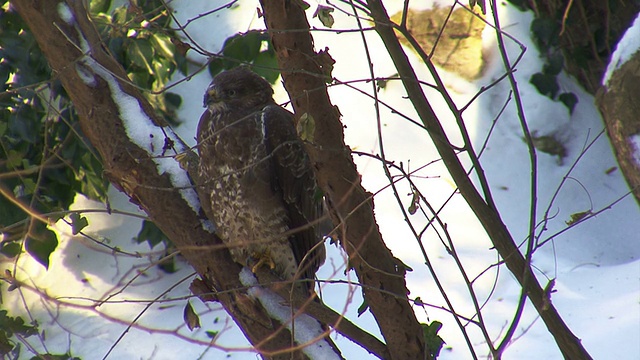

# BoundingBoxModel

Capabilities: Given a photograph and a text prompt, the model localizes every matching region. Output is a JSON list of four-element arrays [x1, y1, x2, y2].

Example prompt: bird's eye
[[227, 89, 237, 97]]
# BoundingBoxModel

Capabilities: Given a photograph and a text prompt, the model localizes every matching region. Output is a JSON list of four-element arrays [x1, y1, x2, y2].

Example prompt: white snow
[[93, 65, 201, 215], [57, 2, 74, 24], [74, 63, 97, 87], [629, 134, 640, 167], [3, 1, 639, 360], [603, 12, 640, 86], [65, 12, 203, 216], [239, 268, 340, 360]]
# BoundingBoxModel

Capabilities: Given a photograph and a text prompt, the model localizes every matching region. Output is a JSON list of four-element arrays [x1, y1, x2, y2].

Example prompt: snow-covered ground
[[3, 1, 639, 359]]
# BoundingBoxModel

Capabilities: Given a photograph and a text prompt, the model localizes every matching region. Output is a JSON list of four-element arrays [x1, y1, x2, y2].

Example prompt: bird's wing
[[261, 104, 326, 283], [196, 109, 216, 225]]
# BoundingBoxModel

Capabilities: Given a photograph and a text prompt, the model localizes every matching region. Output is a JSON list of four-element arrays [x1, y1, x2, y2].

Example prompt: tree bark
[[529, 0, 640, 208], [597, 52, 640, 205], [527, 0, 639, 94], [9, 1, 340, 359], [258, 1, 428, 360]]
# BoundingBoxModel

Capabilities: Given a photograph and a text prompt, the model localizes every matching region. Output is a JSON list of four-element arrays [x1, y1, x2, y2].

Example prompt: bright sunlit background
[[3, 1, 639, 359]]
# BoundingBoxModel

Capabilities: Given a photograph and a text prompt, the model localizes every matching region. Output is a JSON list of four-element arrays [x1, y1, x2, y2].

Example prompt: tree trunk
[[9, 1, 345, 359], [597, 52, 640, 205], [259, 1, 428, 359]]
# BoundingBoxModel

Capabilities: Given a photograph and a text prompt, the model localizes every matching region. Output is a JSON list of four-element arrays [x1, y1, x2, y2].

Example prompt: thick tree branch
[[259, 1, 427, 359], [597, 53, 640, 207], [9, 1, 335, 359], [365, 0, 592, 359], [255, 271, 390, 359]]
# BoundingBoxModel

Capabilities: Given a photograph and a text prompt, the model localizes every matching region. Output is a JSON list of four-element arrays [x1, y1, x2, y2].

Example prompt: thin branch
[[365, 0, 593, 358]]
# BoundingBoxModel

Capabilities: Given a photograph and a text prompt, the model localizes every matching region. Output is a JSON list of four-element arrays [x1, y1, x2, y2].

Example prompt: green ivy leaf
[[149, 33, 176, 61], [543, 51, 564, 76], [222, 31, 263, 68], [29, 353, 82, 360], [183, 301, 201, 331], [211, 31, 281, 84], [21, 178, 36, 196], [0, 309, 39, 338], [127, 39, 155, 74], [530, 17, 559, 50], [80, 170, 109, 202], [313, 5, 335, 28], [208, 30, 280, 84], [24, 222, 58, 269], [89, 0, 112, 14], [0, 192, 24, 233], [0, 242, 22, 258], [135, 220, 170, 248], [506, 0, 531, 11], [157, 250, 177, 274], [152, 58, 172, 85], [176, 50, 189, 76], [559, 92, 578, 115], [165, 92, 182, 110], [6, 149, 24, 169], [108, 37, 126, 63], [69, 213, 89, 235], [0, 331, 13, 356], [294, 0, 311, 10], [9, 106, 39, 144], [208, 57, 225, 78], [205, 330, 220, 339], [530, 72, 559, 99], [422, 321, 445, 358], [357, 298, 369, 317], [253, 51, 280, 84], [0, 0, 187, 261], [111, 6, 131, 27], [129, 70, 150, 89], [469, 0, 486, 14]]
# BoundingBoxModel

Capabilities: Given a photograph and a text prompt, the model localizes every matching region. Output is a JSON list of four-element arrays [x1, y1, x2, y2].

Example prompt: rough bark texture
[[9, 1, 333, 359], [597, 53, 640, 205], [528, 0, 640, 207], [365, 0, 593, 359], [527, 0, 639, 94], [258, 1, 427, 359]]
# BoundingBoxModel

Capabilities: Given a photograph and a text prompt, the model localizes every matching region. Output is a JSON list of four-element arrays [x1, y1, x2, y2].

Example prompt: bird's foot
[[249, 249, 276, 273]]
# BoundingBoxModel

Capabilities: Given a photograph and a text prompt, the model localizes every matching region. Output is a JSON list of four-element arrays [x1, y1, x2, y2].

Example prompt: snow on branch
[[603, 12, 640, 86], [239, 268, 340, 360], [56, 2, 209, 229]]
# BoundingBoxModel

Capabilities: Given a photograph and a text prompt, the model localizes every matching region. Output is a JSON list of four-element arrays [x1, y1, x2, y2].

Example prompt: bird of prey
[[196, 67, 325, 290]]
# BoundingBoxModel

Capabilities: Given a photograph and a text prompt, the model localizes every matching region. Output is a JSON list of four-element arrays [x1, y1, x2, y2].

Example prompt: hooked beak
[[203, 85, 219, 107]]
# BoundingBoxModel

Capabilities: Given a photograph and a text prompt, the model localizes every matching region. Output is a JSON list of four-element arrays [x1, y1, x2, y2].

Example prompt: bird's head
[[204, 67, 274, 112]]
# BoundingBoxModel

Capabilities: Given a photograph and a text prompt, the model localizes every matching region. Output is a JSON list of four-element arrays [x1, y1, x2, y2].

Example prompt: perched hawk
[[196, 67, 325, 289]]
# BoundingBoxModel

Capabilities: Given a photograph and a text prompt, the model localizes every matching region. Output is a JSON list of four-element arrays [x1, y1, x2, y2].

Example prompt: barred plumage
[[196, 67, 325, 288]]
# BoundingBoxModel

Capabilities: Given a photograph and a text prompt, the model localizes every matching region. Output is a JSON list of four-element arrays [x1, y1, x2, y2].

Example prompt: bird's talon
[[250, 250, 275, 273]]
